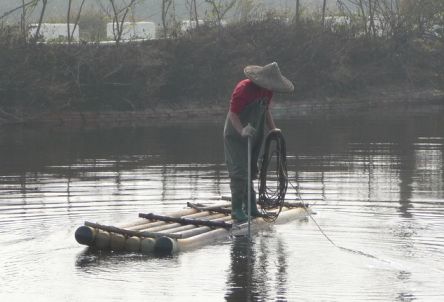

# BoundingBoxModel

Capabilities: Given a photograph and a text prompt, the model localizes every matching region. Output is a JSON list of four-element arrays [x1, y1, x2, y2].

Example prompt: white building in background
[[430, 24, 443, 38], [180, 19, 205, 32], [28, 23, 79, 41], [367, 17, 384, 37], [106, 21, 156, 41], [324, 16, 351, 31]]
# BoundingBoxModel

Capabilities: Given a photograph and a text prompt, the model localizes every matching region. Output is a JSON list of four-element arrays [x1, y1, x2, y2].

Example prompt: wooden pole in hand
[[247, 134, 252, 239]]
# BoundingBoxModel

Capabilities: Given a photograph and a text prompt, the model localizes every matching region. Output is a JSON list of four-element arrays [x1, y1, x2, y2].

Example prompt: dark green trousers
[[224, 99, 268, 219]]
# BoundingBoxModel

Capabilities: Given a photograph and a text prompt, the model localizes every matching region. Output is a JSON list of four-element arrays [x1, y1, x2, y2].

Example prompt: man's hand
[[241, 124, 256, 137]]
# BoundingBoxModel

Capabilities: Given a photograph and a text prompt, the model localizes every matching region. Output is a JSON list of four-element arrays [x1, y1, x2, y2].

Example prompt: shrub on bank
[[0, 17, 443, 121]]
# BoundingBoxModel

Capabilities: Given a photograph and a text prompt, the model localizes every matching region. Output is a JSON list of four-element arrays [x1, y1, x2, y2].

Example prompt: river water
[[0, 108, 443, 301]]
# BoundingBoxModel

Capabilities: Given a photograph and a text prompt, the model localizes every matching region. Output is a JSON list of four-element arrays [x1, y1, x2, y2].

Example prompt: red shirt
[[229, 79, 273, 114]]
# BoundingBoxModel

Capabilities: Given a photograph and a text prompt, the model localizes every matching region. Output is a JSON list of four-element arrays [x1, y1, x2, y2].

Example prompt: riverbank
[[5, 85, 441, 128], [1, 18, 443, 127], [274, 86, 444, 119]]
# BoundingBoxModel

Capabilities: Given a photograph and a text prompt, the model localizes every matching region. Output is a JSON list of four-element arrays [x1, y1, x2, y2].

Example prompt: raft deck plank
[[138, 213, 232, 229], [75, 202, 311, 255], [84, 221, 183, 239]]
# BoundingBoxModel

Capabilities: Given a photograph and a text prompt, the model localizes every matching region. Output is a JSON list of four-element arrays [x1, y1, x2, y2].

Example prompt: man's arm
[[266, 108, 277, 130], [228, 111, 244, 135]]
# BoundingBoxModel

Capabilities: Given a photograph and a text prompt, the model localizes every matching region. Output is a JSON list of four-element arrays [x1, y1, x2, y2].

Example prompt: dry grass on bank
[[0, 18, 443, 125]]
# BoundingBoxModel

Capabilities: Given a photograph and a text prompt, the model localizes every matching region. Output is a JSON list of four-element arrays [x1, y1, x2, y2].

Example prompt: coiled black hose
[[258, 129, 288, 222]]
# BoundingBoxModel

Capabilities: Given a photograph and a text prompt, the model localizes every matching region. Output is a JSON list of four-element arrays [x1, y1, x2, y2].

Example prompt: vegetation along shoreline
[[0, 1, 443, 127]]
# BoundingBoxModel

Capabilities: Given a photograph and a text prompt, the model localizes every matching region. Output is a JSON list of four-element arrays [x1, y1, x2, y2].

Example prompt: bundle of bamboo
[[74, 202, 310, 254]]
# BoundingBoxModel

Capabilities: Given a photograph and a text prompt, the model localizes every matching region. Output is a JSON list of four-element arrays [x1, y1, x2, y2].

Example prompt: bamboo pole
[[84, 221, 183, 239], [155, 207, 309, 254], [117, 205, 227, 230], [136, 211, 218, 233], [110, 233, 126, 251], [117, 208, 200, 229], [247, 134, 252, 238], [125, 236, 141, 252], [138, 213, 233, 229], [140, 237, 156, 254], [186, 202, 232, 213], [136, 214, 225, 232], [155, 213, 227, 234], [95, 230, 111, 249], [124, 210, 214, 231], [75, 201, 309, 253], [76, 212, 231, 251], [121, 202, 231, 230], [75, 209, 228, 249], [189, 201, 231, 210], [174, 216, 232, 238]]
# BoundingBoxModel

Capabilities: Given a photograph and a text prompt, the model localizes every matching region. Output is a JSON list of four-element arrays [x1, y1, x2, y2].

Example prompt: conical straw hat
[[244, 62, 294, 93]]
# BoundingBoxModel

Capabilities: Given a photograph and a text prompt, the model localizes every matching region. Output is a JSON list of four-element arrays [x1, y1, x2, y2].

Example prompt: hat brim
[[244, 65, 294, 93]]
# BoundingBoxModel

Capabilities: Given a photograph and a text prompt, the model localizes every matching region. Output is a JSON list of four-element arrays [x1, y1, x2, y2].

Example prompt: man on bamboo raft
[[223, 62, 294, 222]]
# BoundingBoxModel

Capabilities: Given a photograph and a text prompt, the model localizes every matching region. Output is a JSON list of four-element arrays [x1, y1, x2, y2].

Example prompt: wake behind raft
[[75, 130, 311, 254], [75, 201, 310, 255]]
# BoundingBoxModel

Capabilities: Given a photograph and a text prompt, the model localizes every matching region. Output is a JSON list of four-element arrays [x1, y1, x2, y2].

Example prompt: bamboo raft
[[74, 201, 310, 254]]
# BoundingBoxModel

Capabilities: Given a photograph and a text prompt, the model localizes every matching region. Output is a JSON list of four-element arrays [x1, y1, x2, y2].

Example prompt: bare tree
[[375, 0, 401, 37], [67, 0, 87, 43], [0, 0, 40, 41], [161, 0, 173, 38], [205, 0, 237, 27], [34, 0, 48, 41], [295, 0, 300, 24], [367, 0, 377, 37], [185, 0, 200, 29], [0, 0, 37, 21], [236, 0, 260, 22], [337, 0, 441, 38], [399, 0, 444, 36], [21, 0, 26, 39], [344, 0, 370, 35], [107, 0, 138, 43], [192, 0, 199, 29], [322, 0, 327, 27]]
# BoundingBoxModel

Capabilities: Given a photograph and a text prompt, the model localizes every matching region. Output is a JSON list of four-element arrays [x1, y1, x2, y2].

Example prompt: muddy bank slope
[[1, 19, 443, 127]]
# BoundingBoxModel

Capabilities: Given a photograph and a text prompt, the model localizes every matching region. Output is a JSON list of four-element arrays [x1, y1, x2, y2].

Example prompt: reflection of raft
[[74, 201, 310, 254]]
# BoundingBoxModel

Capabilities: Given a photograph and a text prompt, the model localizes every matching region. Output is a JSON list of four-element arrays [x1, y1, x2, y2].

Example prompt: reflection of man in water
[[225, 236, 255, 301], [225, 235, 289, 301], [223, 62, 294, 222]]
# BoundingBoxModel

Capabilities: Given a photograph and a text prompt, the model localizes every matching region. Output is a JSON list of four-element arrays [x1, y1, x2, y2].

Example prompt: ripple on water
[[1, 123, 444, 300]]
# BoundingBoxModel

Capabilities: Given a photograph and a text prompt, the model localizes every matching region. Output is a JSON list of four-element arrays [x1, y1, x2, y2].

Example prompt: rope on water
[[258, 130, 385, 261], [289, 180, 388, 261], [259, 130, 391, 262], [258, 129, 288, 222]]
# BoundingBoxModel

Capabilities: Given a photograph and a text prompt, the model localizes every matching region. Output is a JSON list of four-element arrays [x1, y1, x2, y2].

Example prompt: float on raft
[[74, 201, 311, 254]]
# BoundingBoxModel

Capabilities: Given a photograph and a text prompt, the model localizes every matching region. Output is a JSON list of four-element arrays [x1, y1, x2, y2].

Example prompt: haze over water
[[1, 108, 443, 301]]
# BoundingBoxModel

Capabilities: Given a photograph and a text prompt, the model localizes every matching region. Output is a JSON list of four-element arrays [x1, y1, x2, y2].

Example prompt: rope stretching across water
[[258, 130, 389, 262]]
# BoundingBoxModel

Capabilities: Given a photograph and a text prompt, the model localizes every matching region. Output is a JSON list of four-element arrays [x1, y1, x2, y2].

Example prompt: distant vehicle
[[106, 21, 156, 41], [28, 23, 79, 42]]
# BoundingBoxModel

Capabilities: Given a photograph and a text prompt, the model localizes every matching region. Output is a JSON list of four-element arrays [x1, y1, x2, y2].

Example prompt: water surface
[[1, 110, 444, 301]]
